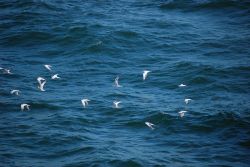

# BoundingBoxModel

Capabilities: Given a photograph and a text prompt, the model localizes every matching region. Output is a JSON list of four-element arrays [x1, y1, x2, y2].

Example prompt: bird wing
[[21, 104, 26, 110], [40, 81, 46, 90], [41, 81, 46, 87], [45, 65, 52, 71], [143, 73, 146, 80], [81, 100, 86, 107], [37, 77, 45, 84], [52, 74, 57, 79]]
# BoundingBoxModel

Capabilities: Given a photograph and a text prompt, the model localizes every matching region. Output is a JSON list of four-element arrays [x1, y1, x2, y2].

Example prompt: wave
[[123, 110, 249, 134], [1, 31, 54, 46], [108, 159, 143, 167], [170, 111, 250, 134], [0, 0, 64, 12], [42, 146, 95, 159], [27, 102, 62, 111], [0, 101, 64, 112], [114, 30, 139, 38], [202, 111, 249, 127], [159, 0, 250, 11], [63, 159, 143, 167]]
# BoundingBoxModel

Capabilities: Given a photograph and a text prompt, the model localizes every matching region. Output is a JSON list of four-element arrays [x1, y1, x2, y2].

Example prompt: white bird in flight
[[37, 77, 46, 91], [38, 80, 46, 91], [145, 122, 155, 130], [113, 101, 121, 108], [143, 70, 151, 80], [44, 64, 52, 71], [179, 83, 186, 87], [184, 98, 192, 104], [51, 74, 60, 80], [81, 99, 90, 108], [178, 110, 188, 118], [114, 76, 122, 87], [3, 69, 12, 74], [10, 89, 21, 96], [21, 104, 30, 111], [37, 77, 46, 85]]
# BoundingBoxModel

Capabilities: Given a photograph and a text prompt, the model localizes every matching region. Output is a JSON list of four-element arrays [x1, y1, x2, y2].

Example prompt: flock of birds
[[1, 65, 192, 130]]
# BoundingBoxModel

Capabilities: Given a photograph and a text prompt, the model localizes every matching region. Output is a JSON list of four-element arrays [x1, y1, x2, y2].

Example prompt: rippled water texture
[[0, 0, 250, 166]]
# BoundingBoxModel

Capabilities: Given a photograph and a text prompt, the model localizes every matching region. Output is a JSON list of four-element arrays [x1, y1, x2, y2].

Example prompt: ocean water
[[0, 0, 250, 166]]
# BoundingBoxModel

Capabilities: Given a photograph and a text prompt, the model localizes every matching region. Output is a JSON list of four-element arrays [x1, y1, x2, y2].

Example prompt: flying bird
[[145, 122, 155, 130], [10, 90, 21, 96], [81, 99, 90, 108], [3, 69, 12, 74], [38, 80, 46, 91], [178, 110, 188, 118], [21, 104, 30, 111], [114, 76, 122, 87], [44, 64, 52, 71], [51, 74, 60, 80], [37, 77, 46, 91], [37, 77, 46, 85], [179, 83, 186, 87], [143, 70, 151, 80], [184, 98, 192, 104], [113, 101, 121, 108]]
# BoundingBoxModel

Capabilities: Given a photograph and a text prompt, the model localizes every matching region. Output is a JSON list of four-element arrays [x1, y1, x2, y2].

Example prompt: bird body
[[81, 99, 90, 108], [113, 101, 121, 108], [179, 84, 186, 87], [143, 70, 150, 80], [37, 77, 46, 85], [10, 89, 20, 96], [51, 74, 60, 80], [38, 80, 46, 91], [145, 122, 155, 130], [37, 77, 46, 91], [179, 110, 187, 117], [3, 69, 12, 74], [184, 98, 192, 104], [21, 104, 30, 111], [44, 64, 52, 71], [114, 76, 122, 87]]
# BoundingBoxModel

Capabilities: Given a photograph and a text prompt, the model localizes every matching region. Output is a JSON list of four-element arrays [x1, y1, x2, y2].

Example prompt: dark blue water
[[1, 0, 250, 166]]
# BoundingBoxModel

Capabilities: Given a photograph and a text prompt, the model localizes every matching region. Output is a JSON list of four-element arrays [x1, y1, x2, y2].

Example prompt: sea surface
[[0, 0, 250, 166]]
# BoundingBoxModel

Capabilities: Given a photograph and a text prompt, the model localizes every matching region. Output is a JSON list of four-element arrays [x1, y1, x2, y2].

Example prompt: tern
[[38, 81, 46, 91], [143, 70, 151, 80], [145, 122, 155, 130], [81, 99, 90, 108], [21, 104, 30, 111], [37, 77, 46, 91], [44, 64, 52, 71], [114, 76, 122, 87], [37, 77, 46, 85], [10, 90, 21, 96], [3, 69, 12, 74], [51, 74, 60, 80], [184, 98, 192, 104], [179, 84, 186, 87], [178, 111, 187, 118], [113, 101, 121, 108]]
